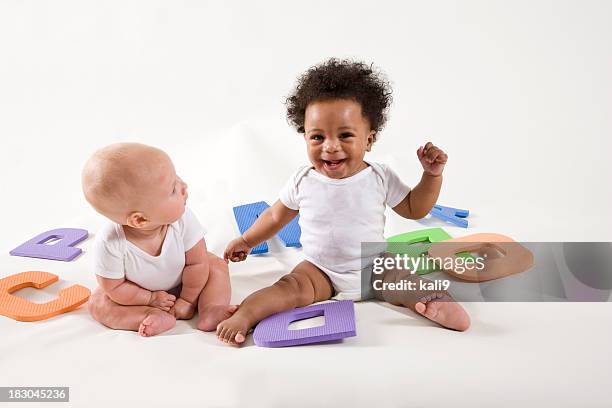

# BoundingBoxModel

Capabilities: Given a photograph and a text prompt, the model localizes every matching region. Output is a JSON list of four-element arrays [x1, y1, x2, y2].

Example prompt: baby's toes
[[224, 329, 236, 343], [229, 330, 244, 345], [221, 328, 234, 343], [234, 332, 246, 344], [423, 302, 440, 318], [217, 326, 227, 340]]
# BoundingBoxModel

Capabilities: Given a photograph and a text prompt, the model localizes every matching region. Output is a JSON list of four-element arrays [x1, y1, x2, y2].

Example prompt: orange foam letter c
[[0, 271, 90, 322]]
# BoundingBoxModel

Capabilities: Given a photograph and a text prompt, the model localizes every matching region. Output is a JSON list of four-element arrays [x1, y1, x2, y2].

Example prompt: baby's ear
[[366, 131, 376, 152], [126, 212, 148, 228]]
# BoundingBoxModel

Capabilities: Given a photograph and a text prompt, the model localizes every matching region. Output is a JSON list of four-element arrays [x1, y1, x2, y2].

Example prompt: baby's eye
[[310, 135, 324, 141], [340, 132, 353, 139]]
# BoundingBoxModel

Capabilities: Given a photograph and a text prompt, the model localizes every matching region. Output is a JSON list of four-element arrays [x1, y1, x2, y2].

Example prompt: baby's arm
[[96, 275, 176, 311], [171, 239, 209, 319], [392, 142, 448, 219], [224, 200, 298, 262]]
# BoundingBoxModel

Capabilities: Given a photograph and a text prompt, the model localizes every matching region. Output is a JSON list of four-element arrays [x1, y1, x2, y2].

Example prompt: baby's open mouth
[[323, 159, 345, 170]]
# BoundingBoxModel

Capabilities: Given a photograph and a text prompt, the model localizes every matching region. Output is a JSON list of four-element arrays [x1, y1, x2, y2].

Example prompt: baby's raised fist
[[417, 142, 448, 177]]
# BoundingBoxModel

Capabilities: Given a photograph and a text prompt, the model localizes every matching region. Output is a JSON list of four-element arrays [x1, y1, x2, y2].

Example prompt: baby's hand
[[169, 298, 196, 320], [223, 236, 252, 263], [148, 290, 176, 312], [417, 142, 448, 177]]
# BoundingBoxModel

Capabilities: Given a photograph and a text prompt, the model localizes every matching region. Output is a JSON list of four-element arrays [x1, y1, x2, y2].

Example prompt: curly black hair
[[285, 58, 392, 139]]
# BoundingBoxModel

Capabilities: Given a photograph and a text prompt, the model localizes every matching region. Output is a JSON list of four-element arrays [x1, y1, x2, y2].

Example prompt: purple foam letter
[[10, 228, 88, 262], [253, 300, 356, 347]]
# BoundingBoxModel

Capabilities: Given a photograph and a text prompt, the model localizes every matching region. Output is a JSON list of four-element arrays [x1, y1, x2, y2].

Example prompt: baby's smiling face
[[303, 99, 375, 179]]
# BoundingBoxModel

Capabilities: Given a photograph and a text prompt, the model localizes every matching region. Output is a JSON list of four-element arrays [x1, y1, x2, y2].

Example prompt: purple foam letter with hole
[[9, 228, 88, 262], [253, 300, 356, 347]]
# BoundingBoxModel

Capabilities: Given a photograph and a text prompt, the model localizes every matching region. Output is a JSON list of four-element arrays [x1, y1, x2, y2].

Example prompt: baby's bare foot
[[197, 304, 238, 332], [216, 311, 252, 345], [414, 293, 470, 331], [138, 310, 176, 337]]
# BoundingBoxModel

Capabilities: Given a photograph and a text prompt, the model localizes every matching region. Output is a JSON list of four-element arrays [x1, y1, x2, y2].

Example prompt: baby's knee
[[274, 274, 313, 307], [208, 253, 229, 275], [88, 288, 107, 322], [88, 288, 118, 326]]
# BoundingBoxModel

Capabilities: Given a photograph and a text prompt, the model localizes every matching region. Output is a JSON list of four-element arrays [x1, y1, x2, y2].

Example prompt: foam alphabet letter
[[428, 233, 533, 282], [233, 202, 301, 254], [429, 204, 469, 228], [386, 228, 453, 275], [10, 228, 88, 261], [253, 300, 356, 347], [0, 271, 91, 322]]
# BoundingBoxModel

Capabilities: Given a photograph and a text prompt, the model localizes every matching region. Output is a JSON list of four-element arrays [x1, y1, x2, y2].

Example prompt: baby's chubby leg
[[216, 260, 334, 345], [195, 252, 235, 331], [173, 239, 235, 328], [373, 255, 470, 331], [88, 288, 176, 337]]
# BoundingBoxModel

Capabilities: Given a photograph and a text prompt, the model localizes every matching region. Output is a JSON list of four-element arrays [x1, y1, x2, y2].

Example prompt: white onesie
[[279, 161, 410, 300], [93, 207, 206, 291]]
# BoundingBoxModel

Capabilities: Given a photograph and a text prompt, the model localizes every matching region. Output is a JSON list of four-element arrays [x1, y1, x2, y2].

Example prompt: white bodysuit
[[93, 208, 206, 291], [279, 161, 410, 300]]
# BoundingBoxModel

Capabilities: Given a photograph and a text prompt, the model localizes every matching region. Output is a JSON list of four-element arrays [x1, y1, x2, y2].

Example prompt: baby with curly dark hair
[[218, 58, 470, 344]]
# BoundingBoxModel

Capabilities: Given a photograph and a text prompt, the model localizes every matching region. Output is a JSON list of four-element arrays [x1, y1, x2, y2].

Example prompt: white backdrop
[[1, 0, 611, 247], [1, 2, 611, 407]]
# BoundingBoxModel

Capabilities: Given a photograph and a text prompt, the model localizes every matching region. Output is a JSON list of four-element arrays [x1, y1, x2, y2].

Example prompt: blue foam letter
[[429, 204, 469, 228], [233, 201, 301, 254]]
